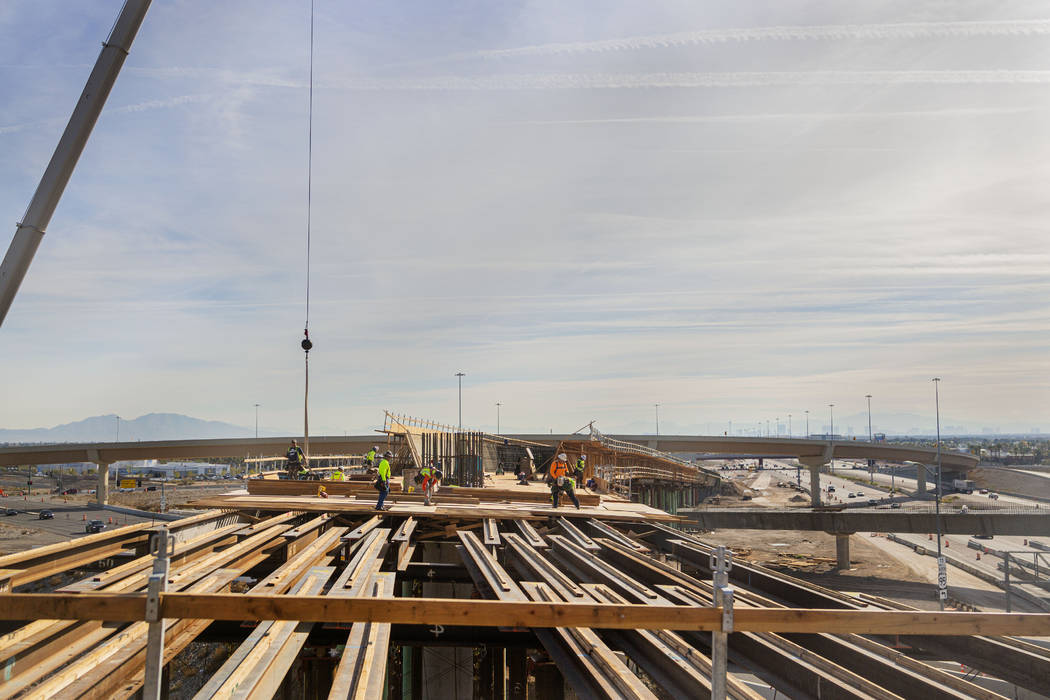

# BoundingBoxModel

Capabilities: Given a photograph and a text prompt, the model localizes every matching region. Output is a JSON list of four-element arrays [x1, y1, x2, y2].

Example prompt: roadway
[[0, 493, 164, 550]]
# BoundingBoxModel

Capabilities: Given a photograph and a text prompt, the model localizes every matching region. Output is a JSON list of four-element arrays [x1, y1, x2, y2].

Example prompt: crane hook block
[[301, 338, 313, 351]]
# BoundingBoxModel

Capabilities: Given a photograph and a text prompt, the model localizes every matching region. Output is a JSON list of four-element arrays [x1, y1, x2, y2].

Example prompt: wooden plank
[[1, 593, 1049, 636], [396, 542, 416, 572], [328, 573, 396, 700], [344, 515, 383, 541], [391, 517, 417, 542], [482, 518, 500, 546]]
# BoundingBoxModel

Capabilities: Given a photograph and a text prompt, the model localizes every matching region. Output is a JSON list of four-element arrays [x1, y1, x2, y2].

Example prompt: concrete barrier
[[102, 504, 182, 522]]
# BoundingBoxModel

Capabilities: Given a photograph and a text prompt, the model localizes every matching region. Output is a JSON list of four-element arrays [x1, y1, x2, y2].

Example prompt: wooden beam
[[1, 593, 1048, 636]]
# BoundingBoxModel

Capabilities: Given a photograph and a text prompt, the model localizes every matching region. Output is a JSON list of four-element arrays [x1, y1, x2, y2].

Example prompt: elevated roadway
[[680, 506, 1050, 537], [0, 433, 977, 507]]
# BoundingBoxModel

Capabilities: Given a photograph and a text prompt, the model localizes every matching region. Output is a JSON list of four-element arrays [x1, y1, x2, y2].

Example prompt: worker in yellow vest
[[374, 451, 392, 510], [330, 468, 345, 481]]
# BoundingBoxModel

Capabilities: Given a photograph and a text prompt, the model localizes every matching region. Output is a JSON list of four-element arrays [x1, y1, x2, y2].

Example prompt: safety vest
[[550, 460, 570, 479], [421, 464, 432, 477], [576, 458, 585, 472], [331, 470, 344, 481], [377, 458, 390, 481], [365, 449, 376, 463]]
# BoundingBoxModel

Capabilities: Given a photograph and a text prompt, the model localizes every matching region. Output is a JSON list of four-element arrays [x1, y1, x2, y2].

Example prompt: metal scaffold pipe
[[0, 0, 153, 327]]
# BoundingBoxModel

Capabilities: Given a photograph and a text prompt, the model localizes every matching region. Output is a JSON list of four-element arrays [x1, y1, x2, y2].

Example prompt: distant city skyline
[[1, 2, 1047, 435]]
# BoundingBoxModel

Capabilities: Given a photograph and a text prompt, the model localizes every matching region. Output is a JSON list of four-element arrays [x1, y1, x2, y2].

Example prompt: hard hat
[[373, 445, 379, 450], [291, 440, 298, 445], [558, 453, 567, 461], [579, 455, 586, 461], [383, 450, 393, 458]]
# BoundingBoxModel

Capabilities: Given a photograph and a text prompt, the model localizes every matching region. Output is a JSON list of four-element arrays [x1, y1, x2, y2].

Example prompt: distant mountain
[[0, 413, 253, 443]]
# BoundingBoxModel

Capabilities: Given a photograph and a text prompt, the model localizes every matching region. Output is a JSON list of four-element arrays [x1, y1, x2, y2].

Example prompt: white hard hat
[[558, 453, 567, 460], [579, 455, 586, 461]]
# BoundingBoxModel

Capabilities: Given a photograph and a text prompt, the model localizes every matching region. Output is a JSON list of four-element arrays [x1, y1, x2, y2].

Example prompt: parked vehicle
[[38, 510, 54, 519]]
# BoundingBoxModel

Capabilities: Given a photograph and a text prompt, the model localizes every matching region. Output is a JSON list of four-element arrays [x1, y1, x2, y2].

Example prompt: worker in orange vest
[[549, 453, 580, 509]]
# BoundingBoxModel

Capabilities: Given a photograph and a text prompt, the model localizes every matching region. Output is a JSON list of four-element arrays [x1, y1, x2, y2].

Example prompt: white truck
[[952, 478, 976, 494]]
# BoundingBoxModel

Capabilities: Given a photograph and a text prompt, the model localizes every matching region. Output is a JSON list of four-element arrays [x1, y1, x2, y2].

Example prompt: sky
[[1, 1, 1048, 437]]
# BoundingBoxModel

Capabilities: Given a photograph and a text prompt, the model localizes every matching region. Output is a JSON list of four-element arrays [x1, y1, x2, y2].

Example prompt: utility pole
[[865, 394, 874, 481], [788, 414, 792, 437], [254, 403, 260, 439], [654, 404, 660, 436], [455, 373, 465, 431], [805, 410, 809, 438], [0, 0, 153, 327], [775, 417, 780, 437], [496, 402, 502, 434], [933, 377, 945, 609], [828, 404, 835, 439]]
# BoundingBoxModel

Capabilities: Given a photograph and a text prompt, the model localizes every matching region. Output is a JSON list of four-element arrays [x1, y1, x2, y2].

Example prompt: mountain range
[[0, 413, 255, 444]]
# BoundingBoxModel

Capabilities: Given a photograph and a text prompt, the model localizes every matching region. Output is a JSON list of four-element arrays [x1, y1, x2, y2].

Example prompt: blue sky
[[1, 1, 1048, 436]]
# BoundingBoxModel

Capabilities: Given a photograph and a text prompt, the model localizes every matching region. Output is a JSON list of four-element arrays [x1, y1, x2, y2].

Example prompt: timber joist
[[0, 502, 1046, 698]]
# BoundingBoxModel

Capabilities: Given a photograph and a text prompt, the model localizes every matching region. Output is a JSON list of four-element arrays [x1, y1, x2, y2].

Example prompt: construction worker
[[285, 440, 305, 478], [364, 446, 378, 468], [375, 450, 392, 510], [421, 459, 441, 506], [330, 467, 345, 481], [549, 453, 580, 509], [575, 455, 586, 487]]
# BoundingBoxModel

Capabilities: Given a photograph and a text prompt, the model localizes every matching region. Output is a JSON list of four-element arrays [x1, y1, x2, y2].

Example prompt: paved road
[[0, 493, 161, 549]]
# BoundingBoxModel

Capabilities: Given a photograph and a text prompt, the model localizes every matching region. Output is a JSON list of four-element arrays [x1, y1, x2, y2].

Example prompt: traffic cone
[[1024, 539, 1029, 546], [82, 514, 86, 521], [945, 540, 950, 548], [928, 534, 933, 541], [977, 552, 981, 560]]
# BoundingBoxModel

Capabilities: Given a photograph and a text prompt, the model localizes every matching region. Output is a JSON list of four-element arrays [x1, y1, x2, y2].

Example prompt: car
[[61, 488, 78, 495], [974, 534, 994, 540], [867, 499, 878, 506], [85, 519, 105, 533], [38, 510, 54, 519], [4, 509, 17, 516], [988, 493, 999, 500], [979, 488, 989, 494], [847, 493, 856, 498], [890, 502, 902, 509], [827, 485, 836, 493], [146, 486, 158, 491]]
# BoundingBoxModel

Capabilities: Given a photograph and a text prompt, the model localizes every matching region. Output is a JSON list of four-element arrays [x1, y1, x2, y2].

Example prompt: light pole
[[788, 414, 792, 437], [804, 410, 809, 438], [828, 404, 835, 470], [933, 377, 945, 609], [254, 403, 260, 439], [654, 404, 660, 436], [775, 417, 780, 437], [865, 394, 873, 481], [496, 402, 502, 434], [115, 416, 120, 442], [455, 373, 465, 431]]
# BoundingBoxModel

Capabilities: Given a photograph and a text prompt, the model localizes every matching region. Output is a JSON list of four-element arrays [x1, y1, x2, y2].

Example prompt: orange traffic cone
[[82, 514, 86, 521], [928, 534, 933, 541], [945, 540, 950, 548], [976, 552, 981, 560]]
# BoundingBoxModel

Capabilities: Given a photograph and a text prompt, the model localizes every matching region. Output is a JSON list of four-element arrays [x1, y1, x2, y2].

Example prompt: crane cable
[[300, 0, 315, 465]]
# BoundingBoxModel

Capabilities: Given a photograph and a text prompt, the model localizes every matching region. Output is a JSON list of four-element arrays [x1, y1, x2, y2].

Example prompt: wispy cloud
[[467, 19, 1050, 60], [337, 70, 1050, 91]]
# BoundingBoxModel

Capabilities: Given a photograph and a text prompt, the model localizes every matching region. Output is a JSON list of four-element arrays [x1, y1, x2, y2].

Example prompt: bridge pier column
[[799, 456, 829, 507], [96, 462, 110, 505], [916, 464, 927, 496], [835, 534, 851, 570]]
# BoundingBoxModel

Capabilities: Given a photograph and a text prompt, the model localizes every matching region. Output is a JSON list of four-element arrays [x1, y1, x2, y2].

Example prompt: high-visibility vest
[[331, 471, 344, 481], [365, 450, 376, 462], [377, 459, 390, 481], [550, 461, 570, 479], [421, 465, 432, 477], [576, 458, 585, 471]]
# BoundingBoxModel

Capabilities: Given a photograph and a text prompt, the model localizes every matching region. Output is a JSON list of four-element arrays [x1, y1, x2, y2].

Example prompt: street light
[[804, 410, 809, 438], [865, 394, 874, 481], [828, 404, 835, 470], [496, 402, 502, 434], [788, 414, 792, 437], [775, 417, 780, 437], [654, 404, 660, 436], [254, 403, 260, 439], [933, 377, 945, 610], [455, 373, 465, 431]]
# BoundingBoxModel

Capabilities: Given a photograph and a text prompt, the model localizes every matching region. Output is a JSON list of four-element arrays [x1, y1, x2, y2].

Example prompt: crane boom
[[0, 0, 152, 328]]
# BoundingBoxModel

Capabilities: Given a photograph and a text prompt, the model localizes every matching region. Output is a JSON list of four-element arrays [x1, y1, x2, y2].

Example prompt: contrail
[[0, 94, 211, 135], [340, 70, 1050, 91], [471, 19, 1050, 60]]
